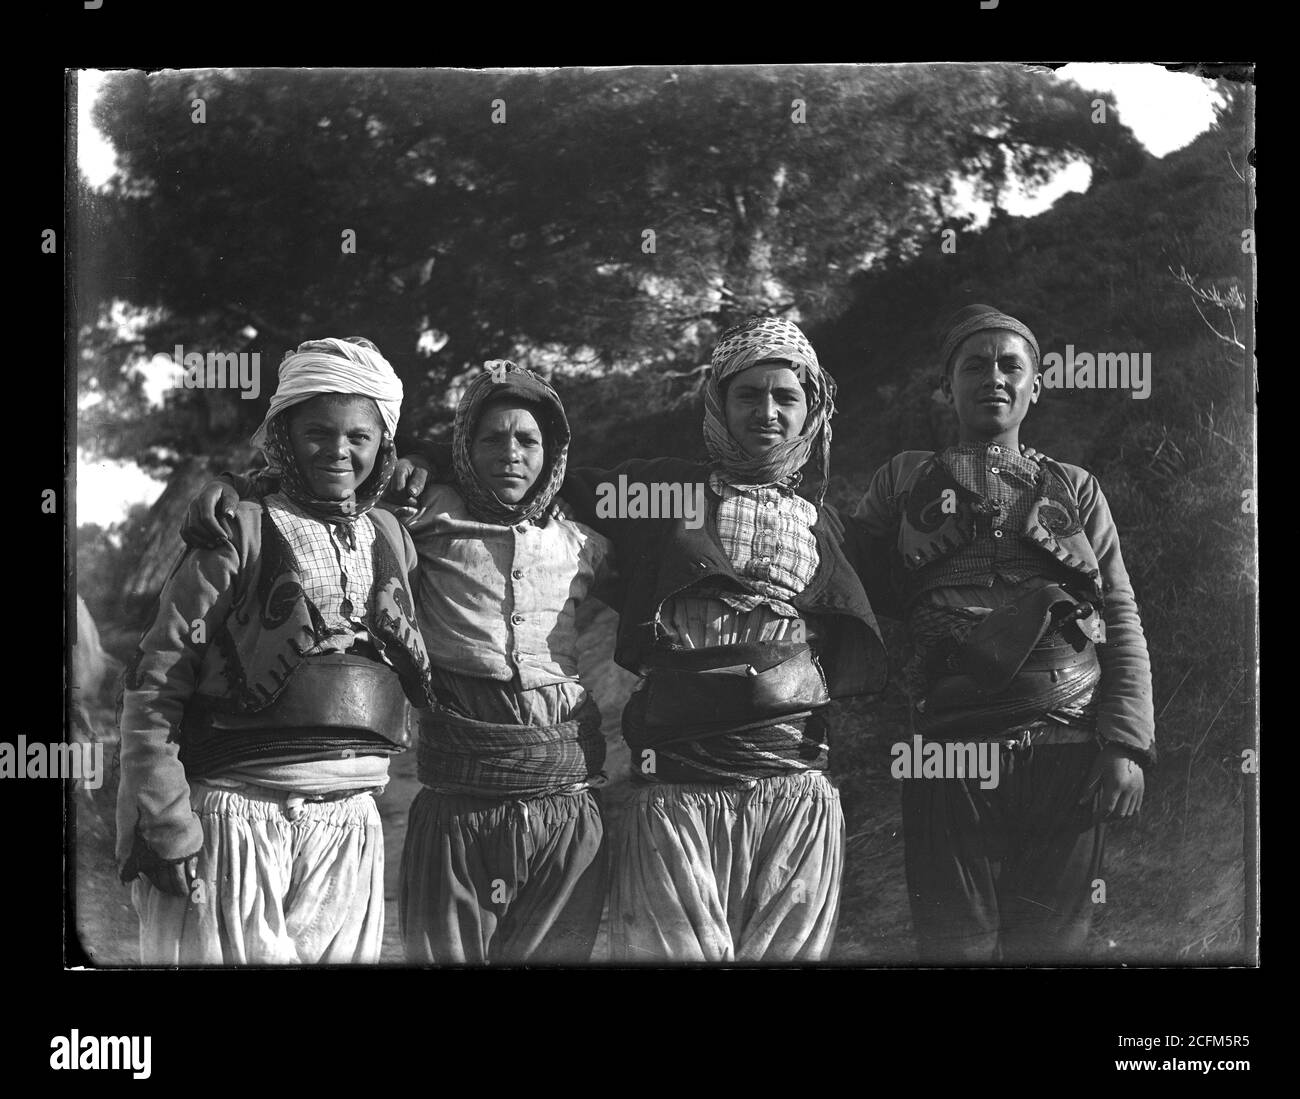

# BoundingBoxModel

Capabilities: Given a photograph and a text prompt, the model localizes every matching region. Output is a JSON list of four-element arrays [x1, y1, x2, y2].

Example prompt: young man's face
[[944, 330, 1040, 439], [724, 360, 809, 458], [471, 399, 545, 504], [287, 394, 384, 500]]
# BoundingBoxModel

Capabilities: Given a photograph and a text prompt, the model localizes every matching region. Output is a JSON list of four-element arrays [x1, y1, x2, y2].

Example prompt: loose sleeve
[[1078, 473, 1156, 763], [561, 458, 654, 532], [115, 537, 242, 872]]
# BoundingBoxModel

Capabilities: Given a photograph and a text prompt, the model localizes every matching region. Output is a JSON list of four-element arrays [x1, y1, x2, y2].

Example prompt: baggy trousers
[[132, 784, 385, 965], [901, 740, 1106, 963], [398, 787, 606, 964], [609, 771, 844, 963]]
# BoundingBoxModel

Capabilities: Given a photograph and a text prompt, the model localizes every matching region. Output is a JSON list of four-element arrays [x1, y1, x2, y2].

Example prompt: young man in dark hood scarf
[[185, 361, 615, 964], [393, 362, 614, 964], [849, 304, 1153, 962]]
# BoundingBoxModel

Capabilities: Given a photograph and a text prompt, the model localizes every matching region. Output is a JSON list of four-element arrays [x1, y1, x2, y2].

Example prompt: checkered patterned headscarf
[[452, 361, 571, 525], [704, 316, 837, 504]]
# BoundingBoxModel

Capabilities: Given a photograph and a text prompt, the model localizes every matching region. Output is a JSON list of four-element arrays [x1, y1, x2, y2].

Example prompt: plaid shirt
[[701, 471, 820, 615], [265, 494, 377, 648], [912, 444, 1048, 596]]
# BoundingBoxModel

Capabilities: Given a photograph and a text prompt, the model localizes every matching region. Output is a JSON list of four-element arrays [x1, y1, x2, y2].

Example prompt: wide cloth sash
[[416, 697, 604, 799]]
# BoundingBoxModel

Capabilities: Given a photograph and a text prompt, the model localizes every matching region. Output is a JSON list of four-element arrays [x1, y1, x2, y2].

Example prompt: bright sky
[[77, 451, 168, 529]]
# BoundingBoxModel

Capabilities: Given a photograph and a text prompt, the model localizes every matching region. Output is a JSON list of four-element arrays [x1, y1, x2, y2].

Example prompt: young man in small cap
[[849, 304, 1154, 963]]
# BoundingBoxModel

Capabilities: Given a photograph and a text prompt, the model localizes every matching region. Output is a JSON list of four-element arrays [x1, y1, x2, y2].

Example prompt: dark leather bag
[[952, 582, 1104, 692], [640, 641, 830, 728], [185, 653, 412, 748]]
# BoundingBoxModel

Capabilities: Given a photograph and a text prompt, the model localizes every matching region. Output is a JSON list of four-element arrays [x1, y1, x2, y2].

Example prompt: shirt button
[[512, 568, 524, 580], [990, 445, 1001, 452], [511, 612, 525, 625], [512, 650, 522, 662], [993, 530, 1004, 539], [990, 466, 1000, 474], [515, 523, 528, 533]]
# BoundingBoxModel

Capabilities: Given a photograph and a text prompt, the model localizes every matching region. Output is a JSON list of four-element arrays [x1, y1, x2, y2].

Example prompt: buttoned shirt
[[400, 485, 613, 688]]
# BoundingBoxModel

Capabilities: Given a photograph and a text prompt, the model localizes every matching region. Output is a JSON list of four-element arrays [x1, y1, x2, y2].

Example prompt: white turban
[[251, 337, 403, 450]]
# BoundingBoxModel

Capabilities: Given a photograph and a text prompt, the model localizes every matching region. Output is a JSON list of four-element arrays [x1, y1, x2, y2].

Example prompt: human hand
[[387, 454, 442, 508], [182, 481, 240, 549], [1079, 743, 1145, 820]]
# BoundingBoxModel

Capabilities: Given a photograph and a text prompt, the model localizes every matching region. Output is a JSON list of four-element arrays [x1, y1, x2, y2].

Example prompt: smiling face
[[470, 398, 546, 504], [287, 394, 384, 500], [944, 330, 1040, 446], [723, 360, 809, 458]]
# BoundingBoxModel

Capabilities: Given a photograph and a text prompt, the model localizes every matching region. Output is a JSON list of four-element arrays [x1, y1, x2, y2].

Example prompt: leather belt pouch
[[187, 654, 412, 747], [640, 641, 830, 728], [953, 583, 1103, 692], [917, 643, 1100, 739]]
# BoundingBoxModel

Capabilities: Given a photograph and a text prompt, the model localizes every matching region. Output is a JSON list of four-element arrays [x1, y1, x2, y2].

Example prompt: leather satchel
[[185, 653, 412, 748], [640, 641, 830, 728], [951, 582, 1103, 692]]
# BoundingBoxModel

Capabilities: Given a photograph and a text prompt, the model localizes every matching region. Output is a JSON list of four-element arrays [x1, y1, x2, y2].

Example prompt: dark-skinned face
[[943, 330, 1040, 443], [723, 360, 809, 458], [470, 399, 546, 504], [287, 394, 384, 501]]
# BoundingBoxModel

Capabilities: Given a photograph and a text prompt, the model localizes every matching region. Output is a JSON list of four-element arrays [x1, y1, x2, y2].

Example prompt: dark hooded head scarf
[[451, 360, 570, 525]]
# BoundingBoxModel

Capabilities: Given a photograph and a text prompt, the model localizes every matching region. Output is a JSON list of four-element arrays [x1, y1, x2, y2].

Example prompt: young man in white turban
[[117, 336, 432, 965]]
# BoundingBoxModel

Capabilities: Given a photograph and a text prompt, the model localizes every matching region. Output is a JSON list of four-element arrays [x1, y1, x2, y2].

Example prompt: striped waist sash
[[416, 698, 604, 799]]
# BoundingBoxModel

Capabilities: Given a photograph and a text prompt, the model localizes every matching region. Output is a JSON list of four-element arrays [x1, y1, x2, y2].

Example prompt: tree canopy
[[82, 64, 1148, 450]]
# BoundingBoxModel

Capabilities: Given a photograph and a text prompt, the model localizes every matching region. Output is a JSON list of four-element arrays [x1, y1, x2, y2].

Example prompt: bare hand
[[1079, 743, 1145, 820], [386, 456, 431, 506], [1019, 444, 1048, 462], [182, 480, 240, 549]]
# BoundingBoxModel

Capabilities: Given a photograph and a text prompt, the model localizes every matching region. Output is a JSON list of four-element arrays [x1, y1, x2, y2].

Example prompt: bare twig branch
[[1168, 265, 1246, 350]]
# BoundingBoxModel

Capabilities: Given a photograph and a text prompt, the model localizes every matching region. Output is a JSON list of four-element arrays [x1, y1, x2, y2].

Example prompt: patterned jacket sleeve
[[115, 521, 247, 873], [1075, 470, 1157, 763]]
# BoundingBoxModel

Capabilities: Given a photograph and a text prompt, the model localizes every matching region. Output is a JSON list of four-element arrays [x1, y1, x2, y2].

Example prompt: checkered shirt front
[[264, 494, 377, 645], [912, 443, 1049, 595], [703, 472, 820, 614]]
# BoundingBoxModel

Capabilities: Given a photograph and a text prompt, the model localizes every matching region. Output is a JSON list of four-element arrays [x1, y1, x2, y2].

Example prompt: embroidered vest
[[127, 507, 433, 716], [893, 455, 1104, 604]]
